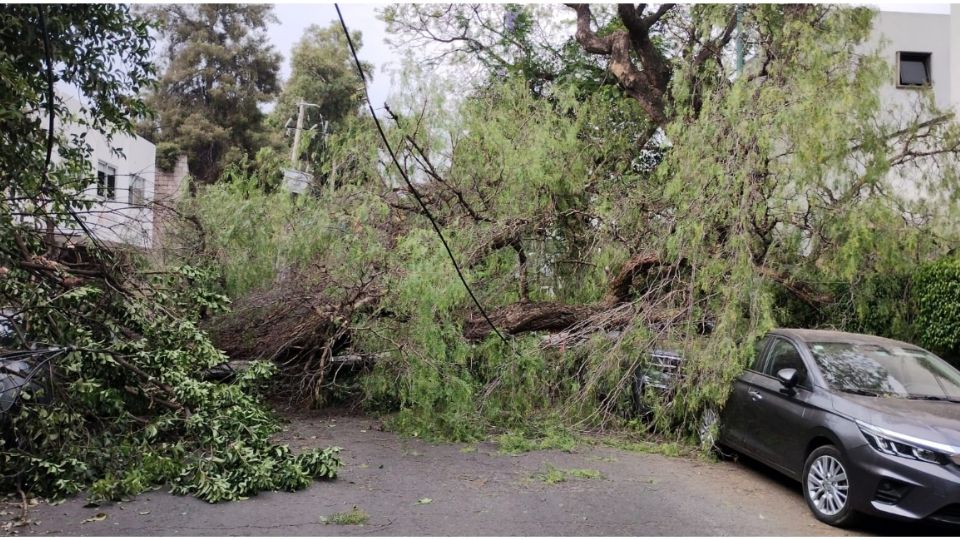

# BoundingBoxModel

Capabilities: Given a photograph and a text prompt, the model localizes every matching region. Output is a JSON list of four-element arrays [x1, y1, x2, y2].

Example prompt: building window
[[897, 52, 931, 87], [129, 175, 145, 205], [96, 162, 116, 200]]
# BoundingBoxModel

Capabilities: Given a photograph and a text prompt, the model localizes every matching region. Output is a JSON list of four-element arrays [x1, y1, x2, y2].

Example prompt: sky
[[270, 3, 397, 111], [267, 2, 955, 118]]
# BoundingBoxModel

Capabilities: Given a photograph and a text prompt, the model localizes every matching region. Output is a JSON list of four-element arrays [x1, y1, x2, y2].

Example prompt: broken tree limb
[[464, 251, 681, 340], [463, 301, 602, 340]]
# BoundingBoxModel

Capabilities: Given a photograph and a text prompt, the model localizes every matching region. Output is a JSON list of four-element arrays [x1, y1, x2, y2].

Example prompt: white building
[[860, 6, 960, 200], [57, 90, 157, 249], [871, 6, 960, 120]]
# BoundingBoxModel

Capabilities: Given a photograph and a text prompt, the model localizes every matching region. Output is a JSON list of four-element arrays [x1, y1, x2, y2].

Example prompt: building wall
[[870, 11, 953, 120], [867, 9, 959, 200], [152, 154, 190, 254], [57, 90, 157, 248], [952, 5, 960, 115]]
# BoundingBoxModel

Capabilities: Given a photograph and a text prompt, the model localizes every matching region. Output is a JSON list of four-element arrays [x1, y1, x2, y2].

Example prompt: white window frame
[[128, 174, 145, 206], [96, 161, 117, 200]]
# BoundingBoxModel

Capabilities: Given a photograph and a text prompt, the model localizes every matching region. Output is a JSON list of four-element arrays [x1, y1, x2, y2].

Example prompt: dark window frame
[[749, 336, 772, 372], [756, 336, 813, 390], [896, 51, 932, 89]]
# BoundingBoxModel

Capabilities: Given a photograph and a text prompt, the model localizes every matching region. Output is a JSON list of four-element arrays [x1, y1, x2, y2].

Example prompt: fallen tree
[[181, 4, 960, 442]]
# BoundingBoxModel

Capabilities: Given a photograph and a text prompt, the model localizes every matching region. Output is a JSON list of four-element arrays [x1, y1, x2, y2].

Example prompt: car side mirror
[[776, 368, 800, 389]]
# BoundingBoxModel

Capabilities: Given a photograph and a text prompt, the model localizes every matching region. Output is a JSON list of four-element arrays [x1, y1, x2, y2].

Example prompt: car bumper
[[846, 443, 960, 523]]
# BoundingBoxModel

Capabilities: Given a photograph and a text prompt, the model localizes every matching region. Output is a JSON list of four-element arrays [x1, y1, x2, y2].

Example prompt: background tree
[[381, 3, 616, 96], [137, 4, 282, 184], [271, 22, 371, 173]]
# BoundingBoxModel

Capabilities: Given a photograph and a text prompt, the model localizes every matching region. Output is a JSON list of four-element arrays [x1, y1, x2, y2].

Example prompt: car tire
[[802, 445, 860, 528]]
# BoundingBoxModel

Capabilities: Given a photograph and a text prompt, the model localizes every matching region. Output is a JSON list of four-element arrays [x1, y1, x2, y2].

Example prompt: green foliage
[[155, 142, 181, 172], [184, 179, 387, 299], [137, 4, 282, 183], [497, 423, 578, 455], [0, 5, 340, 503], [598, 437, 691, 458], [271, 22, 370, 173], [0, 4, 153, 199], [914, 257, 960, 360], [0, 270, 342, 503], [381, 4, 614, 96], [183, 5, 960, 450], [219, 147, 286, 197]]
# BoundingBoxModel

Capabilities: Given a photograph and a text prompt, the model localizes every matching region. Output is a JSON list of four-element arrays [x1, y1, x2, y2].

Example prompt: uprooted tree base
[[204, 264, 385, 404]]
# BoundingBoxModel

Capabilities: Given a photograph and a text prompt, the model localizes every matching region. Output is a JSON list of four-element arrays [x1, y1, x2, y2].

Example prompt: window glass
[[810, 342, 960, 399], [97, 162, 116, 200], [899, 52, 931, 86], [763, 338, 806, 380], [750, 336, 770, 371], [129, 175, 145, 205]]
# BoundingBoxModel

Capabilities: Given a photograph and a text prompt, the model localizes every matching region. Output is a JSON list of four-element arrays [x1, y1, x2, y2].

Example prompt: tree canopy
[[137, 4, 282, 184], [186, 3, 960, 441], [271, 22, 371, 171]]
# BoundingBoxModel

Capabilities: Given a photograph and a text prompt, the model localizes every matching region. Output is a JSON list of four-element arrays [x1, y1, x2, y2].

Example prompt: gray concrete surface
[[9, 411, 960, 536]]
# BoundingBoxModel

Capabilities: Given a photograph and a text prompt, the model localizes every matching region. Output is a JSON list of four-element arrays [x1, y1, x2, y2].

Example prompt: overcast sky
[[268, 2, 954, 117], [271, 3, 396, 111]]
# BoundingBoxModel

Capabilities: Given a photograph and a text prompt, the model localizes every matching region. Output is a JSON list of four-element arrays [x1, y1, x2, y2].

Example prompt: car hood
[[836, 393, 960, 447]]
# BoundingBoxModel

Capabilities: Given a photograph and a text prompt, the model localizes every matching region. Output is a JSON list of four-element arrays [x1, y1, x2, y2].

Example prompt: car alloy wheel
[[802, 445, 860, 527], [807, 455, 848, 515]]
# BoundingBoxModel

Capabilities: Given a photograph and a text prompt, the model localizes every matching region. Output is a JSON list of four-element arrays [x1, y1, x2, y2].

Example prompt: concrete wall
[[870, 11, 953, 121], [867, 9, 959, 200], [152, 154, 190, 252]]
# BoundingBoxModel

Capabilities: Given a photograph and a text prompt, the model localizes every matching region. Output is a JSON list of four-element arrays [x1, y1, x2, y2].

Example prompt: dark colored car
[[719, 329, 960, 527]]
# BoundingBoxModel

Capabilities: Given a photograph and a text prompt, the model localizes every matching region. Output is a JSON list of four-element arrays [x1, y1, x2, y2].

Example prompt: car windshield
[[809, 341, 960, 399]]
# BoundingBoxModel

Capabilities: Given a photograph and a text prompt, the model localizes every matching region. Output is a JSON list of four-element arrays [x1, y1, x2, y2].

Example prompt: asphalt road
[[12, 411, 960, 536]]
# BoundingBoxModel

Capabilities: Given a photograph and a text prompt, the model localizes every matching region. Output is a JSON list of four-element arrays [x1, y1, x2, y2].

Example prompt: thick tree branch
[[567, 3, 675, 125]]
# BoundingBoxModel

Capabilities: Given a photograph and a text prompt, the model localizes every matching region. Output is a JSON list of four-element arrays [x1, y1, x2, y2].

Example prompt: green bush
[[156, 142, 182, 172], [914, 257, 960, 361]]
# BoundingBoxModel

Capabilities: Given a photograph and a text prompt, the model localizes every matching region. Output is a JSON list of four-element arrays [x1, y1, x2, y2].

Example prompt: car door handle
[[748, 389, 763, 401]]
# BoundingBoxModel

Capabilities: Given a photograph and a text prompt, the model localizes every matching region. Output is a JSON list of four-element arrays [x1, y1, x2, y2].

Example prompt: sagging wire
[[334, 4, 507, 344]]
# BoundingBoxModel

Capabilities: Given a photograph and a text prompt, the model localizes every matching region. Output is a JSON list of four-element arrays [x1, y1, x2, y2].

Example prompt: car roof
[[771, 328, 922, 350]]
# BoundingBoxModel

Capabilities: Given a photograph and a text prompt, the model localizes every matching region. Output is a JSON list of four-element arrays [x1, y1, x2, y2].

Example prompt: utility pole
[[284, 101, 322, 196], [289, 101, 322, 167], [735, 5, 745, 76], [291, 101, 307, 166]]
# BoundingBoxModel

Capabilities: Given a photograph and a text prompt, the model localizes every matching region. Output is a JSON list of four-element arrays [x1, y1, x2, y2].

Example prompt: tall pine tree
[[139, 4, 282, 184]]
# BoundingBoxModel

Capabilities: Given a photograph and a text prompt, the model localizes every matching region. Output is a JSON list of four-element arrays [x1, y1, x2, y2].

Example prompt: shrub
[[914, 257, 960, 361]]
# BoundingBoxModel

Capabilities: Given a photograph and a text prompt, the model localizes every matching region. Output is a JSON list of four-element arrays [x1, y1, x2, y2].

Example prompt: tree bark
[[463, 251, 672, 340], [463, 301, 602, 340]]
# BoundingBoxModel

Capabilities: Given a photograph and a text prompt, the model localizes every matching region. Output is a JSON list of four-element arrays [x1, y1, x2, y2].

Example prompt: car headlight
[[857, 420, 960, 465]]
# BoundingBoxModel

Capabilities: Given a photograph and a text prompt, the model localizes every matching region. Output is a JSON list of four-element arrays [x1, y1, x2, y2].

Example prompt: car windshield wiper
[[906, 394, 960, 404], [838, 388, 889, 397]]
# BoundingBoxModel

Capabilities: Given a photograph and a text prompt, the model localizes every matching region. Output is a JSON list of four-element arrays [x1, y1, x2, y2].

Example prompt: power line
[[334, 4, 507, 344]]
